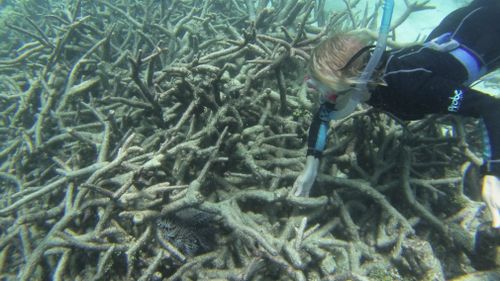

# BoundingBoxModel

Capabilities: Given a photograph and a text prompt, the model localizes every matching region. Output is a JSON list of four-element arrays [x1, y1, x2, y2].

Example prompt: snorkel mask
[[305, 44, 377, 104], [305, 76, 352, 103]]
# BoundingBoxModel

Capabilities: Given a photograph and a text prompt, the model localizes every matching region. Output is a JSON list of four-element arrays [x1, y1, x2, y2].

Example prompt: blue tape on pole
[[480, 118, 492, 159], [315, 122, 328, 152]]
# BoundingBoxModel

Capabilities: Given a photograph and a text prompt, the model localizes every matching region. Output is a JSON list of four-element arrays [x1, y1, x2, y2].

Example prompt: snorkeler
[[293, 0, 500, 228]]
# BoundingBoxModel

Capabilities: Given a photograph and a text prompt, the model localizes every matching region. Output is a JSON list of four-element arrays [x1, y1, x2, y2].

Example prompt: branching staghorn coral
[[0, 0, 494, 281]]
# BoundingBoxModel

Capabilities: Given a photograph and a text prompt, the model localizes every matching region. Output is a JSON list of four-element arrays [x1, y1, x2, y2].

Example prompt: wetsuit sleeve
[[306, 103, 335, 158], [394, 73, 500, 177]]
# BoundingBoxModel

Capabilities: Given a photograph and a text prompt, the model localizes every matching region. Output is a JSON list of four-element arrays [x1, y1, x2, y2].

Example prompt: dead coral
[[0, 0, 494, 281]]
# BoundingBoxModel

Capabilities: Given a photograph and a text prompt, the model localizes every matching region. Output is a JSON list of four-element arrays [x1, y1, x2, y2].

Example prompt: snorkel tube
[[329, 0, 394, 119]]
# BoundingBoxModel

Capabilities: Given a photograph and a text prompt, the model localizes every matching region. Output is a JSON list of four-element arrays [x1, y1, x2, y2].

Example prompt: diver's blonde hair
[[309, 32, 371, 90]]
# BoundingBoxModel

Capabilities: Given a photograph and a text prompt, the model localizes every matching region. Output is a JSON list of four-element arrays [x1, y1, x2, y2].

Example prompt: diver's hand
[[482, 175, 500, 228], [293, 156, 320, 197]]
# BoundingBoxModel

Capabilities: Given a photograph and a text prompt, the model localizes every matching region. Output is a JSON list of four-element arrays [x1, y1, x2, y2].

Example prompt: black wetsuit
[[307, 0, 500, 176]]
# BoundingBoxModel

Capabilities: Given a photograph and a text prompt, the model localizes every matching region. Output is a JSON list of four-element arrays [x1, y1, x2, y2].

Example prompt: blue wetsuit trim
[[425, 32, 486, 85], [449, 47, 486, 84]]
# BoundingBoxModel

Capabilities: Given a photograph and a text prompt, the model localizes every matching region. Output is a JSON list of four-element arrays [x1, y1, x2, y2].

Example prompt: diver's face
[[305, 77, 351, 103]]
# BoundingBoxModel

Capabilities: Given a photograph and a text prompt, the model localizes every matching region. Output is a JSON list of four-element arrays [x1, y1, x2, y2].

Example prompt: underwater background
[[0, 0, 499, 280]]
